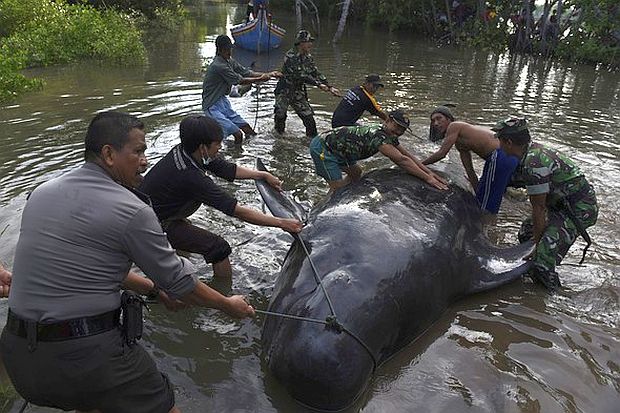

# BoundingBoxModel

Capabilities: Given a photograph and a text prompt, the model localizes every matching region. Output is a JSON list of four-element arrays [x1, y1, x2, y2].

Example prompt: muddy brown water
[[0, 1, 618, 412]]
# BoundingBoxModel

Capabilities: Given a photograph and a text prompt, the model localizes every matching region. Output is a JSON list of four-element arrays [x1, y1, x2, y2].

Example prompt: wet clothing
[[164, 218, 231, 264], [1, 328, 175, 413], [514, 142, 598, 280], [475, 148, 520, 214], [207, 96, 248, 138], [0, 162, 196, 411], [139, 145, 238, 262], [274, 48, 329, 136], [202, 55, 252, 136], [331, 86, 382, 128], [310, 124, 399, 181]]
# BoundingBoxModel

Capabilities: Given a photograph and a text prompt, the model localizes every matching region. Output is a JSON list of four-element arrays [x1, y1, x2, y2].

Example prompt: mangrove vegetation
[[281, 0, 619, 66], [0, 0, 184, 102]]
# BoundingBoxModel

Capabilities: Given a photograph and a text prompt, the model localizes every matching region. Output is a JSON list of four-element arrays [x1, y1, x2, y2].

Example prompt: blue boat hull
[[230, 10, 285, 53]]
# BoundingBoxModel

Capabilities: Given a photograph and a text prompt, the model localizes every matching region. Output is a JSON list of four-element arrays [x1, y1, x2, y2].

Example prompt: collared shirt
[[515, 142, 585, 201], [8, 163, 197, 322], [322, 124, 399, 163], [139, 145, 238, 222], [275, 48, 328, 94], [202, 55, 252, 110], [331, 85, 382, 128]]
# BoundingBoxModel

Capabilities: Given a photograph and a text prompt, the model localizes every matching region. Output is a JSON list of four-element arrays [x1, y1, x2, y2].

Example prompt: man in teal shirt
[[309, 109, 448, 192]]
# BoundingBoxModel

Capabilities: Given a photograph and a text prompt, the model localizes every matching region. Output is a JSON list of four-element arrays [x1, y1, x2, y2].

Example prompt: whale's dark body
[[255, 160, 532, 411]]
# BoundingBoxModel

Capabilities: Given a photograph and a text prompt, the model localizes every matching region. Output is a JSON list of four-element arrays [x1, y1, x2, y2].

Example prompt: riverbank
[[0, 0, 185, 102], [273, 0, 619, 67]]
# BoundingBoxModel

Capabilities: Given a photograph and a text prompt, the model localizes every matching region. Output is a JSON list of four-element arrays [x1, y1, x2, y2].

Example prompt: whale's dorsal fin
[[255, 158, 307, 222]]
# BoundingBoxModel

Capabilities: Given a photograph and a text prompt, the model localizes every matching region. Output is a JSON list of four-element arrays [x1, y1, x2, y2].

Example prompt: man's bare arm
[[422, 124, 459, 165], [459, 149, 478, 189]]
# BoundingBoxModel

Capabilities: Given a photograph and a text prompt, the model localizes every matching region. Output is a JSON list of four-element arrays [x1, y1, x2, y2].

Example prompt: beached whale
[[255, 160, 532, 411]]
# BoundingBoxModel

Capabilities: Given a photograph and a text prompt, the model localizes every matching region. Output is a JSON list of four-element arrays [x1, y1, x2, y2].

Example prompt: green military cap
[[492, 116, 528, 137], [295, 30, 315, 45]]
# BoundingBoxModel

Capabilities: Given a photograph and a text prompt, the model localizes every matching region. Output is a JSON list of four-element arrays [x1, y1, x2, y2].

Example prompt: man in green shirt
[[202, 35, 281, 145], [309, 109, 448, 192], [496, 117, 598, 292]]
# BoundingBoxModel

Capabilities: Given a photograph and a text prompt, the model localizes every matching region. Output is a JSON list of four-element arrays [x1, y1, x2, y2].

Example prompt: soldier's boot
[[301, 115, 317, 137], [518, 218, 534, 243], [274, 115, 286, 134], [529, 267, 561, 293]]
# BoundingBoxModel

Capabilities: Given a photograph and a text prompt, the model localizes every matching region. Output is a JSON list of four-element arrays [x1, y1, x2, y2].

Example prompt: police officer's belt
[[6, 308, 120, 342]]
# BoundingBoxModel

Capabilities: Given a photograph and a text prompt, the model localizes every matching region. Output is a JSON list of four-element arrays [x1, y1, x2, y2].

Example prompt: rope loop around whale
[[257, 233, 379, 372]]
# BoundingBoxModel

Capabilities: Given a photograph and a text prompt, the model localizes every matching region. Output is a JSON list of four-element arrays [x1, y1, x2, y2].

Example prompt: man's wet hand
[[227, 295, 255, 318], [280, 218, 303, 233], [427, 176, 449, 190], [265, 173, 283, 191]]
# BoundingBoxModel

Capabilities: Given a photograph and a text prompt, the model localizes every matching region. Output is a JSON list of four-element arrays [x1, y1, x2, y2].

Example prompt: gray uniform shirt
[[201, 55, 252, 111], [8, 163, 197, 322]]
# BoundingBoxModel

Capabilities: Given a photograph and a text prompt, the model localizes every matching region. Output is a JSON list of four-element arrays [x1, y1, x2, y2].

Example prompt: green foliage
[[75, 0, 185, 19], [0, 0, 150, 102], [0, 45, 43, 102]]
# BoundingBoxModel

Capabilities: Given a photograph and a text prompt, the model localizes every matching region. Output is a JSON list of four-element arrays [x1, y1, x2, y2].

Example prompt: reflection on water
[[0, 1, 619, 412]]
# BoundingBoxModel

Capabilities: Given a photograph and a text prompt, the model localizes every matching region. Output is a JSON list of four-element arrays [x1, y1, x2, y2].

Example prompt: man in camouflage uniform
[[274, 30, 340, 137], [496, 117, 598, 292], [309, 109, 448, 192]]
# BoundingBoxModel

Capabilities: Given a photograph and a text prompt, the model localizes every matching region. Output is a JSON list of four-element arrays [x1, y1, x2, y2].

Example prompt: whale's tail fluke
[[255, 158, 307, 222]]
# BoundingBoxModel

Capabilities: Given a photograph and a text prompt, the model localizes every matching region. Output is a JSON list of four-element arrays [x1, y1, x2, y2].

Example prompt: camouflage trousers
[[519, 185, 598, 275], [274, 89, 317, 136]]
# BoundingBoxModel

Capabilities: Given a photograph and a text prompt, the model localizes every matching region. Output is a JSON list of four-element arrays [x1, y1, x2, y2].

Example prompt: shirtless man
[[422, 106, 519, 216]]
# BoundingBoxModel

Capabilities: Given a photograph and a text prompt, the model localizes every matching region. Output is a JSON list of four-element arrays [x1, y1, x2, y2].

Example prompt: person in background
[[274, 29, 340, 137], [331, 74, 387, 128], [139, 115, 302, 279], [310, 109, 448, 192], [202, 34, 281, 145], [423, 106, 519, 219], [0, 112, 254, 413], [496, 116, 598, 292]]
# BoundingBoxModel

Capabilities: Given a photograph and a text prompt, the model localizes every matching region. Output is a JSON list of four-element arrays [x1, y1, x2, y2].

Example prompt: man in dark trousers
[[331, 74, 387, 128], [140, 115, 302, 279], [0, 112, 254, 413]]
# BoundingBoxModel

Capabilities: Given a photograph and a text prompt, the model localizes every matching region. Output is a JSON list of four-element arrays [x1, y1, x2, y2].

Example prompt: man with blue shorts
[[202, 35, 281, 145], [422, 106, 519, 218], [310, 109, 448, 192]]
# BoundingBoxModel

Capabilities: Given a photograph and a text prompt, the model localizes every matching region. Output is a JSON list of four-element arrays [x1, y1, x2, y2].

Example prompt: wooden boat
[[230, 8, 286, 53]]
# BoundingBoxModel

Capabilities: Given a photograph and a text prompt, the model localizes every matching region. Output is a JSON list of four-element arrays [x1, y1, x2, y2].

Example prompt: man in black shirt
[[140, 115, 302, 278], [331, 74, 387, 128]]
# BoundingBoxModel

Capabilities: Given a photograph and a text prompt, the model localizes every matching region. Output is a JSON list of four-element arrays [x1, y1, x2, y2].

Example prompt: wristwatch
[[146, 284, 161, 301]]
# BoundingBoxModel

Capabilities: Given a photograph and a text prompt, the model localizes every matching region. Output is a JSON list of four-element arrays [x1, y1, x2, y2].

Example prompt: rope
[[258, 232, 378, 371]]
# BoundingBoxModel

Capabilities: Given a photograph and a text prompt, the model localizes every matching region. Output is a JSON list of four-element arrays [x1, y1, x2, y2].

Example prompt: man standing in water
[[496, 117, 598, 292], [310, 109, 448, 192], [202, 34, 281, 145], [423, 106, 519, 218], [140, 115, 302, 279], [274, 30, 340, 137], [331, 74, 387, 128], [1, 112, 254, 413]]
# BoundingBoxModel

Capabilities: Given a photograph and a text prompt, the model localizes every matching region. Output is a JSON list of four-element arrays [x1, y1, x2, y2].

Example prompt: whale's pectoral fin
[[255, 158, 308, 222]]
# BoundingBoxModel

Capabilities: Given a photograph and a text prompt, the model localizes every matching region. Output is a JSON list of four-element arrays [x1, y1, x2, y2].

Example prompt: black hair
[[179, 115, 224, 153], [497, 129, 531, 146], [84, 112, 144, 161]]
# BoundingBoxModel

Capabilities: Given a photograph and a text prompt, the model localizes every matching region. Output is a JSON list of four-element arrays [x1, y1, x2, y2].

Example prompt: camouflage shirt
[[516, 142, 585, 203], [322, 124, 399, 163], [275, 48, 328, 93]]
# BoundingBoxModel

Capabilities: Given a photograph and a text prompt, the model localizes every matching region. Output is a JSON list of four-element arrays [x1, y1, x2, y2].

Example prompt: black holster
[[121, 291, 144, 346]]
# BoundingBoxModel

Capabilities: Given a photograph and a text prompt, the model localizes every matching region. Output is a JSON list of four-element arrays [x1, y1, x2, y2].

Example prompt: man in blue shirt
[[332, 74, 387, 128]]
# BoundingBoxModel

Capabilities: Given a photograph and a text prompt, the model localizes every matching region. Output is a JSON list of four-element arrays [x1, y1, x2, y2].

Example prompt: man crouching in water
[[310, 109, 448, 192], [423, 106, 519, 220]]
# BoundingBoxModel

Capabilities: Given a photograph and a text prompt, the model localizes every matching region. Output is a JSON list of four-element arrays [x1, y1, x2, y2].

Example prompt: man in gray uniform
[[0, 112, 254, 413]]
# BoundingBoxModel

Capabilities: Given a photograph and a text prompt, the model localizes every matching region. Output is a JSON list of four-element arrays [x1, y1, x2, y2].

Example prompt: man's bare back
[[450, 122, 499, 159]]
